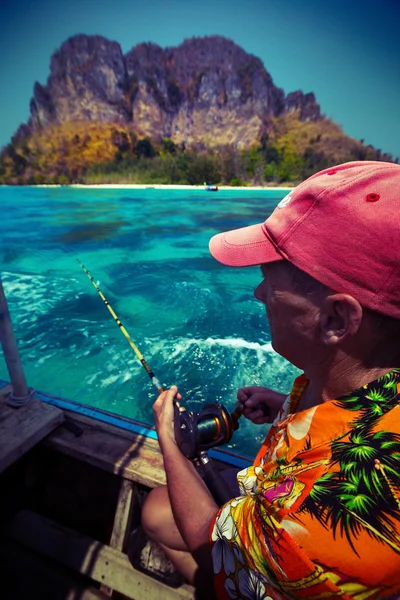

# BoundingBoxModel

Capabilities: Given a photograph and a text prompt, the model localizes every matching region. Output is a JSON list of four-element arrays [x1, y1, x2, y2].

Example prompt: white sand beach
[[64, 183, 294, 191]]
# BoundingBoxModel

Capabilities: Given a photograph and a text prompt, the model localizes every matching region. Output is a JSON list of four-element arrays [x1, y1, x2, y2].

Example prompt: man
[[142, 161, 400, 599]]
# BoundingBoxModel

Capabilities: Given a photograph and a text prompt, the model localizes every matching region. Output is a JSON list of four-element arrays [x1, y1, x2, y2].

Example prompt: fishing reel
[[174, 401, 240, 459]]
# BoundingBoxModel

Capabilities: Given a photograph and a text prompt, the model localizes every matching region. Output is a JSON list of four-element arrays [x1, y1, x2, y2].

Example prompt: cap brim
[[209, 223, 284, 267]]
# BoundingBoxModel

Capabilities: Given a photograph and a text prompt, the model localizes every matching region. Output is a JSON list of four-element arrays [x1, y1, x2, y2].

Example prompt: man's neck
[[300, 355, 397, 411]]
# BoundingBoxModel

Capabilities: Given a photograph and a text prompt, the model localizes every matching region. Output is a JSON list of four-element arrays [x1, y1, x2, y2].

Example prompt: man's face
[[254, 262, 322, 369]]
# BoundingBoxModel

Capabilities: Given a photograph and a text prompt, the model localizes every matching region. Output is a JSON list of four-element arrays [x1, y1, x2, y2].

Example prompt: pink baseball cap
[[209, 161, 400, 318]]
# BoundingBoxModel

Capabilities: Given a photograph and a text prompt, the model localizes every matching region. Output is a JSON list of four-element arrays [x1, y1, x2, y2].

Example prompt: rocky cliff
[[27, 34, 321, 148], [4, 33, 393, 186]]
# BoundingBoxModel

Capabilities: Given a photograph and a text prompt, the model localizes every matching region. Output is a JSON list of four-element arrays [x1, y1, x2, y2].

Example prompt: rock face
[[284, 91, 320, 122], [30, 36, 130, 127], [28, 34, 321, 148]]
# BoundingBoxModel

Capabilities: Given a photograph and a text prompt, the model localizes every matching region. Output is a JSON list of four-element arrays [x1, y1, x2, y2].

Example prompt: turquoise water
[[0, 185, 300, 458]]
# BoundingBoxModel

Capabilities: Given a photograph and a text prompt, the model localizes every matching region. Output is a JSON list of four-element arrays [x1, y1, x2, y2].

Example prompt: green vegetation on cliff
[[0, 113, 396, 186]]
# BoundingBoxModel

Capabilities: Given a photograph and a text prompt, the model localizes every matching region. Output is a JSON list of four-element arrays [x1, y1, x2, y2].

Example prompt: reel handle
[[231, 401, 271, 423]]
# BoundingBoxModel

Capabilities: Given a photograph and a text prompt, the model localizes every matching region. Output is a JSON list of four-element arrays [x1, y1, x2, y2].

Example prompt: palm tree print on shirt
[[298, 369, 400, 553]]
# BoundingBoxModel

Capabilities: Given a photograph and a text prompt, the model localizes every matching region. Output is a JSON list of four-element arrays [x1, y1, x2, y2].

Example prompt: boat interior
[[0, 380, 199, 600], [0, 380, 249, 600]]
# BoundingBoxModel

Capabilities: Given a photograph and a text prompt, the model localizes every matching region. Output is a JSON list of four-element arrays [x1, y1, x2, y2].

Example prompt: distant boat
[[205, 184, 218, 192]]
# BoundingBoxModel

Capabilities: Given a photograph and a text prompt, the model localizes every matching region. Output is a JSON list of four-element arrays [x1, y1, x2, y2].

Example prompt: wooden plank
[[43, 410, 236, 490], [101, 478, 136, 596], [7, 510, 195, 600], [109, 478, 135, 552], [0, 391, 64, 474], [44, 411, 167, 488]]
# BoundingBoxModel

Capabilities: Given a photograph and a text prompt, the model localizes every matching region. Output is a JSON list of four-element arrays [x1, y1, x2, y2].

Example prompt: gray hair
[[271, 260, 330, 297], [274, 260, 400, 344]]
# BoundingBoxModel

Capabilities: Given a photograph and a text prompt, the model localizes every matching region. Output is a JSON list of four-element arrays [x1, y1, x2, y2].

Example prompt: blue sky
[[0, 0, 399, 158]]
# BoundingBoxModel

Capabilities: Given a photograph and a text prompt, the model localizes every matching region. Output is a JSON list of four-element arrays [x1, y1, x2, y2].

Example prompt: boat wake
[[0, 271, 299, 457]]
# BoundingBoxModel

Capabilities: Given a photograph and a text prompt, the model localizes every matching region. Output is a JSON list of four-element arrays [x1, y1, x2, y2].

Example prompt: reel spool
[[174, 402, 238, 459]]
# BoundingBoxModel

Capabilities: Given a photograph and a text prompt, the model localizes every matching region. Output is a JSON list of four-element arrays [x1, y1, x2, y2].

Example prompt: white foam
[[2, 271, 79, 317], [121, 371, 133, 383], [204, 337, 274, 352], [101, 374, 121, 387], [86, 371, 103, 385], [166, 336, 274, 359]]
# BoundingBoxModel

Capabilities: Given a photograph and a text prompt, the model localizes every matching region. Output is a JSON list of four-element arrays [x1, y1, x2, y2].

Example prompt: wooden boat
[[205, 185, 219, 192], [0, 279, 250, 600]]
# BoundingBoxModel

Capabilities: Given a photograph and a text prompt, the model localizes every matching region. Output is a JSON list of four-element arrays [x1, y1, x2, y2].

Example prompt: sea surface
[[0, 185, 300, 458]]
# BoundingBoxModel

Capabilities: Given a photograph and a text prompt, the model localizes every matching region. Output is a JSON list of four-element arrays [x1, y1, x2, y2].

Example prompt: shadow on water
[[1, 246, 27, 264], [56, 219, 128, 244], [105, 256, 230, 294]]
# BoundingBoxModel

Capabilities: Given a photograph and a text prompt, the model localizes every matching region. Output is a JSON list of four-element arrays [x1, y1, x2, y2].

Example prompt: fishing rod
[[76, 259, 163, 393], [77, 259, 242, 506], [77, 260, 242, 442]]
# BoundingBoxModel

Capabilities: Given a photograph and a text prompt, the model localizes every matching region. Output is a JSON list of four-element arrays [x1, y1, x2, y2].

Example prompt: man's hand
[[236, 386, 286, 424], [151, 385, 218, 574], [152, 385, 182, 452]]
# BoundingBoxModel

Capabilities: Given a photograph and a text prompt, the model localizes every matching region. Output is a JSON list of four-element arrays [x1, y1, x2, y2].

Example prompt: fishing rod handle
[[197, 453, 234, 507]]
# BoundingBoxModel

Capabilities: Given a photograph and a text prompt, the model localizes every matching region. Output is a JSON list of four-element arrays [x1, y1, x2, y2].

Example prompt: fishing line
[[76, 258, 164, 393]]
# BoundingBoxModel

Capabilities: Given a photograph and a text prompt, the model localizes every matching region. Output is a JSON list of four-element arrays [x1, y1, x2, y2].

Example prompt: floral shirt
[[210, 370, 400, 600]]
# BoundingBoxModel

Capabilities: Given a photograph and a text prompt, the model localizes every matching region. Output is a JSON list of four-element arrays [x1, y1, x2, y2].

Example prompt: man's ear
[[319, 294, 363, 345]]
